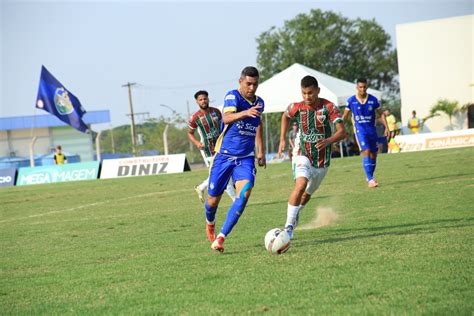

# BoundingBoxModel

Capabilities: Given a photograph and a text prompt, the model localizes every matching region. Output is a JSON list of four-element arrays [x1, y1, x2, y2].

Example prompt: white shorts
[[200, 150, 213, 168], [292, 155, 328, 195]]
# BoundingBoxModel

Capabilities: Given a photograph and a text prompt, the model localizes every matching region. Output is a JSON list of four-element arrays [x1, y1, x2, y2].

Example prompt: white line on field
[[0, 189, 190, 224]]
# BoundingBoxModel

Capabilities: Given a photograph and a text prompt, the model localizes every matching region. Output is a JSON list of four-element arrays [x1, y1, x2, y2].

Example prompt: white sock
[[225, 183, 236, 201], [198, 178, 209, 191], [285, 203, 299, 228], [217, 233, 226, 239], [294, 204, 306, 227]]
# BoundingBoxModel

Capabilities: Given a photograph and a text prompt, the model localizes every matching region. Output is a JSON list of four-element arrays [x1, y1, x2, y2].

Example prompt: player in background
[[278, 75, 346, 239], [343, 78, 389, 188], [54, 145, 67, 165], [188, 90, 236, 203], [205, 66, 266, 253]]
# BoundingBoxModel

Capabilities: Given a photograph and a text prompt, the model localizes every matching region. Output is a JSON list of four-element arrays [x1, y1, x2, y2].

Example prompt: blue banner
[[0, 168, 17, 187], [36, 65, 89, 133]]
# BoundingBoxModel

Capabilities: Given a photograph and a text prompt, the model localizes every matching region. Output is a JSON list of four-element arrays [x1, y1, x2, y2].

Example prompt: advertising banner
[[100, 154, 190, 179], [0, 168, 17, 187], [17, 161, 100, 186], [394, 129, 474, 152]]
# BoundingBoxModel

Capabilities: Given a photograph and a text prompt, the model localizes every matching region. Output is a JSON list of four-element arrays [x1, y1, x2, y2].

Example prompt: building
[[396, 15, 474, 133], [0, 110, 110, 163]]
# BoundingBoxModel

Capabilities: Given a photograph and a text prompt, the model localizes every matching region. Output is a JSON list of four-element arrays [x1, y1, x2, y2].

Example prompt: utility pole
[[122, 82, 137, 156], [186, 100, 193, 152]]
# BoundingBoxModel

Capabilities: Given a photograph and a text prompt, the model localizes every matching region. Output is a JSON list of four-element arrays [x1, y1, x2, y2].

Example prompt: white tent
[[257, 63, 383, 113]]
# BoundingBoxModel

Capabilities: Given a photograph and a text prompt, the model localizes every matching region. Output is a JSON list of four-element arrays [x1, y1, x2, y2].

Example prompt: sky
[[1, 0, 472, 131]]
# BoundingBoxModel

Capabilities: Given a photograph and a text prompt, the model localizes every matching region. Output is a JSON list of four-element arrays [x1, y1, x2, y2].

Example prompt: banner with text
[[394, 129, 474, 152], [17, 162, 100, 186], [100, 154, 191, 179], [0, 168, 17, 187]]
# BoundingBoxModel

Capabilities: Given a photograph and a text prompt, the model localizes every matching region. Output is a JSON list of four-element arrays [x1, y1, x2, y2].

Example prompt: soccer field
[[1, 147, 473, 314]]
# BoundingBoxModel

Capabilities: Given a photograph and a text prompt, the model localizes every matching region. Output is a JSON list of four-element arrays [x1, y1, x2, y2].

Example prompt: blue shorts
[[208, 153, 256, 197], [355, 131, 378, 153]]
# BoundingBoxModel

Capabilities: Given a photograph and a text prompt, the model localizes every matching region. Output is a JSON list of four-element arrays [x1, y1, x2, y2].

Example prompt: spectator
[[384, 109, 397, 142], [54, 145, 67, 165], [375, 116, 388, 153], [407, 110, 421, 134], [288, 121, 299, 160]]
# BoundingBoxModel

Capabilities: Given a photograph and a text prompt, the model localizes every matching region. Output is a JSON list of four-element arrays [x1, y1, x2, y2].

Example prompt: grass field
[[1, 147, 473, 314]]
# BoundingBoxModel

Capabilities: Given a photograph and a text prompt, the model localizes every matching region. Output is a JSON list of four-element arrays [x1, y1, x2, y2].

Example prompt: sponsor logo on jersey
[[301, 131, 324, 143]]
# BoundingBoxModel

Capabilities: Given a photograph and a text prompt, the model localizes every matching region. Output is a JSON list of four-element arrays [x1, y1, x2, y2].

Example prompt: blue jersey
[[346, 94, 380, 135], [215, 89, 264, 157]]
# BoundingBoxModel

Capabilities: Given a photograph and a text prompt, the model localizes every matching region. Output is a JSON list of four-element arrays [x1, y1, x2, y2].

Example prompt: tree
[[425, 99, 466, 130], [256, 9, 398, 96]]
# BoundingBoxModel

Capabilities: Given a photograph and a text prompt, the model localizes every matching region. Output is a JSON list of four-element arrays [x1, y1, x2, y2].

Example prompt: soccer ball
[[264, 228, 291, 254]]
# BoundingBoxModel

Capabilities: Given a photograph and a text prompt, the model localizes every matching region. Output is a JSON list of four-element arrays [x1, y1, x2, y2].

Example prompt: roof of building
[[0, 110, 110, 131]]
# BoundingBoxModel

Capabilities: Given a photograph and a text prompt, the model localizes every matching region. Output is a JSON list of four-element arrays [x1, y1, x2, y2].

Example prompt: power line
[[135, 79, 235, 91]]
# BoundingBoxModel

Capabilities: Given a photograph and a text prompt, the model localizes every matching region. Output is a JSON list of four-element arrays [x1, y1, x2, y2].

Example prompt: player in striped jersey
[[188, 90, 236, 203], [278, 76, 346, 239]]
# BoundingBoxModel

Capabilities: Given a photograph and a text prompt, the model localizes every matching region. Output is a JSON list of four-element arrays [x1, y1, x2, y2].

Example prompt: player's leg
[[285, 156, 311, 237], [291, 167, 328, 236], [367, 135, 379, 187], [195, 155, 212, 203], [195, 178, 209, 203], [212, 156, 255, 252], [206, 154, 233, 242]]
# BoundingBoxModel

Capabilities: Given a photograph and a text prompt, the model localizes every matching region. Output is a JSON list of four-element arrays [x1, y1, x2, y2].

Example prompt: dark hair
[[194, 90, 208, 100], [240, 66, 259, 78], [357, 78, 368, 84], [56, 145, 62, 150], [301, 75, 319, 88]]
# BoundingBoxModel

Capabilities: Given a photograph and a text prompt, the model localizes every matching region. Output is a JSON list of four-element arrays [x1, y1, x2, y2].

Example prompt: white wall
[[396, 15, 473, 133]]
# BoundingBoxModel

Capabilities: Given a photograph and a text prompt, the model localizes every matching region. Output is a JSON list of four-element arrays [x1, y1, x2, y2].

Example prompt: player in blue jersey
[[204, 66, 266, 253], [343, 78, 389, 188]]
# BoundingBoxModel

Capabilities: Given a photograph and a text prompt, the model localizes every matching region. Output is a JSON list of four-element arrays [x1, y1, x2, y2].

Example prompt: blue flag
[[36, 66, 89, 133]]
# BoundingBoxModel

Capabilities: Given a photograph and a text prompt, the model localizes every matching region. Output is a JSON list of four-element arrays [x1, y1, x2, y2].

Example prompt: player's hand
[[277, 139, 286, 158], [246, 105, 263, 118], [197, 143, 205, 150], [315, 139, 329, 150], [384, 130, 390, 138], [257, 155, 266, 168]]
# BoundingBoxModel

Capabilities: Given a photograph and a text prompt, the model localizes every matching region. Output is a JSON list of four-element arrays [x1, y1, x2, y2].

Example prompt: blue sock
[[205, 201, 217, 224], [363, 156, 373, 181], [220, 198, 248, 237], [369, 157, 377, 175]]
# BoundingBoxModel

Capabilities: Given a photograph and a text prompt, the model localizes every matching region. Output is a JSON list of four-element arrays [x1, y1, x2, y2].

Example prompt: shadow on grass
[[299, 217, 474, 247], [390, 173, 471, 185], [333, 217, 474, 233]]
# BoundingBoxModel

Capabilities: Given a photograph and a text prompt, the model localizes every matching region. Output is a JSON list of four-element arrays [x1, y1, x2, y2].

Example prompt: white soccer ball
[[264, 228, 291, 254]]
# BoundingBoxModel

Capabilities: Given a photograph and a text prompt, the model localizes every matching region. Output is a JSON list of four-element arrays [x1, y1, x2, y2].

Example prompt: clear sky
[[1, 0, 472, 130]]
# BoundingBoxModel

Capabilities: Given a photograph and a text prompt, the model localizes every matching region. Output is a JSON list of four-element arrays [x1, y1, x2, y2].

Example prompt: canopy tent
[[257, 63, 383, 113]]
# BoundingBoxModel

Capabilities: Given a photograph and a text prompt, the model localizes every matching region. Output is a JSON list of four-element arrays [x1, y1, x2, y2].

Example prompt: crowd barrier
[[0, 154, 191, 187], [394, 129, 474, 152]]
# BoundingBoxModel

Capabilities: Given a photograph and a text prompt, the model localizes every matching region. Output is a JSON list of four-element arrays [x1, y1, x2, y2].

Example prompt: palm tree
[[424, 99, 466, 130]]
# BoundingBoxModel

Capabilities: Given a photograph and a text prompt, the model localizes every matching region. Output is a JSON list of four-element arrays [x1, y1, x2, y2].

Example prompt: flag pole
[[29, 108, 37, 167]]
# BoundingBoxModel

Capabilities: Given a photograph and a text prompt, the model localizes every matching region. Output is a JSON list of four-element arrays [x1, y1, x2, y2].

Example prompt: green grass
[[1, 147, 473, 314]]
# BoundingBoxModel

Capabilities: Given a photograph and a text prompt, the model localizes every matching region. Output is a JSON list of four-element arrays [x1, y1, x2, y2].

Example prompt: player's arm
[[222, 105, 262, 124], [316, 121, 346, 150], [278, 113, 290, 158], [187, 129, 204, 150], [377, 108, 390, 137], [342, 108, 351, 123], [256, 122, 266, 168]]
